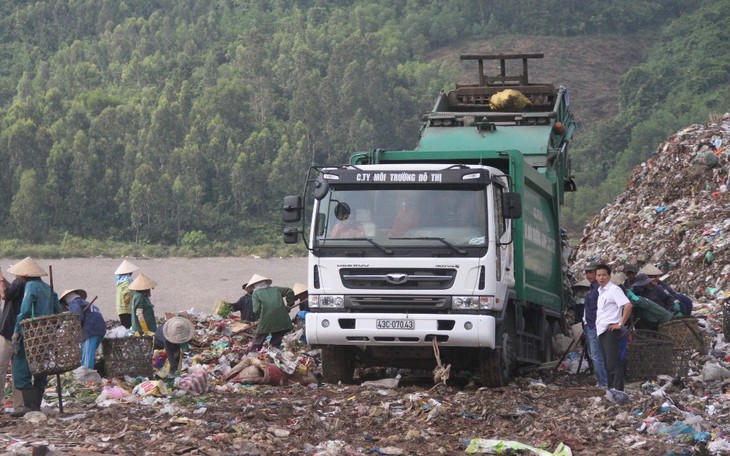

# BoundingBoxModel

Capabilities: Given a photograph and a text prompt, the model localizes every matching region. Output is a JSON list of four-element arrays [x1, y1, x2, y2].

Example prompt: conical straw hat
[[115, 260, 140, 275], [59, 288, 88, 302], [573, 278, 590, 288], [245, 273, 272, 288], [7, 257, 47, 277], [129, 273, 157, 291], [611, 272, 626, 286], [163, 316, 195, 344], [638, 264, 663, 276], [292, 283, 308, 296]]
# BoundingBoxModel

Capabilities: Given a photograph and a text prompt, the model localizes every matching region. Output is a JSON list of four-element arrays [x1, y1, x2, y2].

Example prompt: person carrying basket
[[9, 257, 61, 416]]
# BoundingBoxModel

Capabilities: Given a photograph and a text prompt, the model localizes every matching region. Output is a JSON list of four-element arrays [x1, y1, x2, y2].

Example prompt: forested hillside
[[0, 0, 725, 252]]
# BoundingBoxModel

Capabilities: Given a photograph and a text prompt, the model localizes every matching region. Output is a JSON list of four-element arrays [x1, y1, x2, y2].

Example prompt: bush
[[181, 230, 210, 249]]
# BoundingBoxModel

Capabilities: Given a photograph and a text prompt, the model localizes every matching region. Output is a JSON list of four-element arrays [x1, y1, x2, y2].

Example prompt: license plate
[[376, 319, 415, 330]]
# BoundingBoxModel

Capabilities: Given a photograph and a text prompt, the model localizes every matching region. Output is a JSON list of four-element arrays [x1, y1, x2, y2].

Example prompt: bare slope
[[428, 35, 652, 125]]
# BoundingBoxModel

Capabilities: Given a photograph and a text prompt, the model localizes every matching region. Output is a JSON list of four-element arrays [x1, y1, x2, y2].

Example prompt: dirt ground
[[0, 257, 308, 318], [0, 257, 720, 455], [0, 366, 684, 456]]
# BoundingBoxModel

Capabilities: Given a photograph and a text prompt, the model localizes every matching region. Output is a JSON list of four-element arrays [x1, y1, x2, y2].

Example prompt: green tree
[[9, 169, 48, 242]]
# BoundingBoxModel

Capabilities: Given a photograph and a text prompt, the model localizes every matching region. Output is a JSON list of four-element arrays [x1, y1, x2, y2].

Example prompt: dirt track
[[0, 257, 307, 319]]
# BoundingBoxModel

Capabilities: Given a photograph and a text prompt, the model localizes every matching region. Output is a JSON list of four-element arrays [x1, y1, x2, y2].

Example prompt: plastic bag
[[465, 439, 572, 455], [95, 385, 131, 403], [133, 380, 167, 397], [177, 370, 208, 395], [489, 89, 532, 111]]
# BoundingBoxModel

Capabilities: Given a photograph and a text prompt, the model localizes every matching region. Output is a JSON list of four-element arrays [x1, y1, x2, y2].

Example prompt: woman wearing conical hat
[[115, 260, 139, 329], [246, 273, 295, 352], [8, 257, 61, 416], [128, 274, 158, 335]]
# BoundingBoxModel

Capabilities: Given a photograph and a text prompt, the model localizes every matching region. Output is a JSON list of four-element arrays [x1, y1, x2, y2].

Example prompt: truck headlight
[[452, 296, 480, 310], [309, 295, 344, 309], [452, 296, 496, 310]]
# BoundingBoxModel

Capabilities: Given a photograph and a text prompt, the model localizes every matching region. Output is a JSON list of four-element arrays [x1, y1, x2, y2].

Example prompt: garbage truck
[[283, 53, 576, 386]]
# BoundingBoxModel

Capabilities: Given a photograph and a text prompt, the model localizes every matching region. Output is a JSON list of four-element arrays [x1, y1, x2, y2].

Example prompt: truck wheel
[[479, 310, 516, 387], [320, 346, 355, 384]]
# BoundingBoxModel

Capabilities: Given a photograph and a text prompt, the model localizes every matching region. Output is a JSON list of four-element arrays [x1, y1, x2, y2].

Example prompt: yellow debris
[[489, 89, 531, 111]]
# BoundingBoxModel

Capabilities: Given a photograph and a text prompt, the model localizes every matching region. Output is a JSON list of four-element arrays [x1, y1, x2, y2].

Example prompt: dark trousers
[[599, 327, 627, 391], [119, 314, 132, 329], [250, 329, 289, 351]]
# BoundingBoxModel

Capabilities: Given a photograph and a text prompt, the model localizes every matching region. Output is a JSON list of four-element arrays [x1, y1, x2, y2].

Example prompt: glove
[[673, 300, 681, 313], [626, 289, 639, 302], [136, 309, 150, 333]]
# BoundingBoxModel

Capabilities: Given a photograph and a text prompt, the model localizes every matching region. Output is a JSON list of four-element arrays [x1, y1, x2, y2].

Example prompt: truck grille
[[340, 268, 456, 290], [346, 295, 451, 312]]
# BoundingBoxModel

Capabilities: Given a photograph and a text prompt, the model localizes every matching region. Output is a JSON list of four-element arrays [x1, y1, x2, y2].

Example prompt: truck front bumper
[[305, 312, 496, 348]]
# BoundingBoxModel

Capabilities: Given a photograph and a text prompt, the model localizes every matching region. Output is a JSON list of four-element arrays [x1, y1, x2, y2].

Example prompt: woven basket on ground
[[20, 312, 82, 376], [626, 330, 675, 382], [672, 348, 692, 377], [658, 317, 706, 354], [102, 335, 154, 379]]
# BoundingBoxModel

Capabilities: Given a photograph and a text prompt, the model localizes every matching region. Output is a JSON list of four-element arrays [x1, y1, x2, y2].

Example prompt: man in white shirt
[[595, 264, 632, 391]]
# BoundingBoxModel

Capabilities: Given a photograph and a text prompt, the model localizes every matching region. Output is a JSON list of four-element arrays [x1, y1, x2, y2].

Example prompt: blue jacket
[[583, 282, 599, 328], [68, 297, 107, 340], [633, 284, 674, 312]]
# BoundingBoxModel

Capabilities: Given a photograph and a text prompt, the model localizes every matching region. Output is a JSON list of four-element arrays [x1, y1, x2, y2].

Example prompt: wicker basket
[[672, 348, 692, 377], [102, 336, 154, 378], [626, 330, 675, 382], [20, 312, 82, 376], [658, 317, 706, 354]]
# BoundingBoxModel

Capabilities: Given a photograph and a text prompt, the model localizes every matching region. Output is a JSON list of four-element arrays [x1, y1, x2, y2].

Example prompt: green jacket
[[116, 280, 133, 315], [14, 278, 61, 335], [131, 291, 157, 333], [252, 286, 294, 335]]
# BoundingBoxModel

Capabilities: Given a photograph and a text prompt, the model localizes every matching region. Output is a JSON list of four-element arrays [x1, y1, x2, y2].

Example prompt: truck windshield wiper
[[389, 237, 467, 255], [323, 237, 393, 255]]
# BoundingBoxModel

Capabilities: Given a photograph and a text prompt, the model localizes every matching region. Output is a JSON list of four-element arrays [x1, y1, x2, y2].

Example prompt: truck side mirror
[[313, 175, 329, 200], [502, 192, 522, 219], [283, 227, 299, 244], [283, 195, 303, 222]]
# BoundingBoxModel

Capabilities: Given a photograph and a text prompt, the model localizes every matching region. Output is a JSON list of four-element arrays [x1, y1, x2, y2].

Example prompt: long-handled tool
[[48, 266, 65, 414]]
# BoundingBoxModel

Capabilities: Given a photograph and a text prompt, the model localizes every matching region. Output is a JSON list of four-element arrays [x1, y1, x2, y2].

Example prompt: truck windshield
[[314, 187, 487, 249]]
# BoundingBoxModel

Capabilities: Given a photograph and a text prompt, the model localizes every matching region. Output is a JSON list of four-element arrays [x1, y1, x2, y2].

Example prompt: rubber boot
[[33, 386, 44, 411], [12, 386, 24, 410], [9, 389, 34, 417]]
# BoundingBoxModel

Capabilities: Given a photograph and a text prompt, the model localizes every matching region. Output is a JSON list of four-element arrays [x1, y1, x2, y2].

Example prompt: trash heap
[[571, 113, 730, 317], [1, 304, 729, 455], [564, 114, 730, 454]]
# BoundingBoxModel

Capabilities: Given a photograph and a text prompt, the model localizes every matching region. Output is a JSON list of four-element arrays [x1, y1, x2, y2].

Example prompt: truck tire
[[320, 346, 355, 384], [479, 309, 516, 387]]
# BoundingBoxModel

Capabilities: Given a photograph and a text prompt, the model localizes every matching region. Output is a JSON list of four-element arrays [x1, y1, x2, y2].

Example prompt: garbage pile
[[0, 305, 728, 455], [566, 113, 730, 454], [572, 113, 730, 316]]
